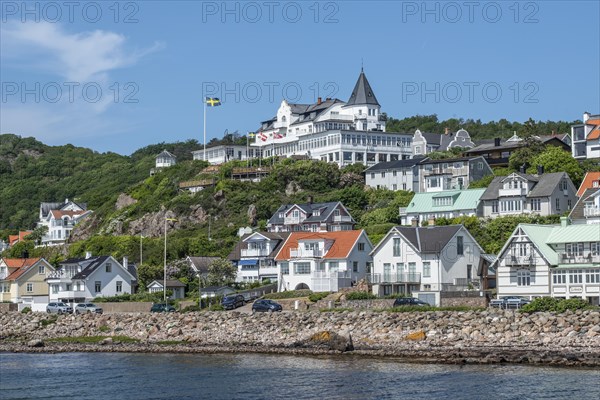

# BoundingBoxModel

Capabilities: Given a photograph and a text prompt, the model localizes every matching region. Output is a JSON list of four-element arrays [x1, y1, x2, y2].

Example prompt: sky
[[1, 0, 599, 155]]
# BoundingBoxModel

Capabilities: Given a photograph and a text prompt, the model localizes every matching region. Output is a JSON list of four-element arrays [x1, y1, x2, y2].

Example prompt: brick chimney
[[317, 97, 322, 105], [445, 127, 450, 135]]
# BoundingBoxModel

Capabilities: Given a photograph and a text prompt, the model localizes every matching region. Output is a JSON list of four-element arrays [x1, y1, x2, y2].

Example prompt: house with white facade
[[147, 279, 186, 299], [267, 201, 355, 233], [416, 156, 492, 193], [249, 69, 413, 167], [46, 254, 136, 305], [480, 171, 578, 218], [495, 218, 600, 305], [275, 230, 373, 292], [38, 199, 91, 245], [151, 150, 177, 175], [192, 144, 262, 165], [571, 112, 600, 160], [399, 189, 486, 226], [570, 189, 600, 225], [411, 128, 475, 157], [0, 258, 54, 311], [364, 156, 425, 191], [228, 232, 289, 283], [369, 225, 488, 306]]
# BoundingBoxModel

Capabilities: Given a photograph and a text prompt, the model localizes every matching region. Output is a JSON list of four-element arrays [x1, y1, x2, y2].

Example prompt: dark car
[[252, 299, 283, 313], [393, 297, 430, 307], [490, 296, 530, 309], [221, 294, 245, 310], [150, 303, 177, 312]]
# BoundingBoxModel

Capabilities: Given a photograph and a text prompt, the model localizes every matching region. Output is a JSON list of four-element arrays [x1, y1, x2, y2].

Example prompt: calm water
[[0, 352, 599, 400]]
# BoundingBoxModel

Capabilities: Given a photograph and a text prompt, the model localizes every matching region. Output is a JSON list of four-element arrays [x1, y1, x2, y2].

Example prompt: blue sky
[[1, 1, 599, 155]]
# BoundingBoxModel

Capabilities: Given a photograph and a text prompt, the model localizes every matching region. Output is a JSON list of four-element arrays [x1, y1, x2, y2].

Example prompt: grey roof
[[40, 200, 87, 218], [201, 286, 235, 294], [365, 156, 425, 172], [417, 156, 481, 165], [188, 256, 221, 274], [289, 99, 345, 126], [267, 202, 354, 226], [395, 225, 463, 254], [147, 279, 185, 288], [156, 150, 176, 159], [228, 232, 290, 261], [63, 256, 110, 279], [569, 188, 600, 220], [481, 172, 569, 201], [467, 136, 570, 154], [345, 69, 380, 106]]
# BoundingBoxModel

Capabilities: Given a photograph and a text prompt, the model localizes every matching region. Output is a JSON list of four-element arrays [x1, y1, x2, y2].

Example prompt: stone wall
[[440, 292, 488, 308], [94, 302, 153, 313], [0, 303, 18, 312]]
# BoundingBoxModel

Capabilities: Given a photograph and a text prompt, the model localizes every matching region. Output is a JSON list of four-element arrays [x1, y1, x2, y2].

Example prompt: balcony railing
[[241, 248, 269, 257], [284, 217, 304, 225], [498, 188, 527, 197], [584, 207, 600, 217], [558, 253, 600, 264], [504, 255, 534, 266], [46, 270, 77, 279], [289, 248, 324, 258], [367, 272, 421, 284], [333, 215, 353, 223]]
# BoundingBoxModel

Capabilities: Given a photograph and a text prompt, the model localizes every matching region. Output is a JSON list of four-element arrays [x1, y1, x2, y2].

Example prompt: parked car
[[252, 299, 283, 313], [46, 302, 73, 314], [221, 294, 245, 310], [490, 296, 530, 309], [150, 303, 177, 312], [393, 297, 430, 307], [74, 303, 103, 314]]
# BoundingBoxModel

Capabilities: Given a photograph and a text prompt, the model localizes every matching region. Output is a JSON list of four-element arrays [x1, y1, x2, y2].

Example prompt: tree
[[206, 258, 237, 286], [25, 226, 48, 245], [527, 146, 584, 186]]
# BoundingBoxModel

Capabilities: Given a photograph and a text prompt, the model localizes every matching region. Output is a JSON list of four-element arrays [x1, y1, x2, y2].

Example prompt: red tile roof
[[8, 231, 33, 246], [586, 119, 600, 141], [577, 172, 600, 197], [275, 230, 363, 261], [2, 258, 42, 281], [50, 210, 87, 218]]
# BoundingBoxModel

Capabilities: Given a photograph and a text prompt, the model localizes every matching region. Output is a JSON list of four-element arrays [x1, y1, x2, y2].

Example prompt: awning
[[239, 259, 258, 266]]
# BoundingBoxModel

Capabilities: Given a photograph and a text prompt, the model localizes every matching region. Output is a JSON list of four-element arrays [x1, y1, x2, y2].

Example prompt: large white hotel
[[194, 70, 414, 167]]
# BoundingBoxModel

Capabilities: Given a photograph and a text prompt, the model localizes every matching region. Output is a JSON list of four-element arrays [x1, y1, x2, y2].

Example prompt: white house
[[369, 225, 486, 306], [570, 189, 600, 225], [495, 218, 600, 305], [571, 112, 600, 160], [247, 69, 414, 167], [275, 230, 373, 292], [364, 156, 424, 191], [156, 150, 177, 168], [411, 128, 475, 157], [46, 254, 136, 305], [480, 172, 578, 218], [399, 188, 486, 226], [416, 156, 492, 193], [228, 232, 289, 283], [147, 279, 186, 299], [192, 144, 262, 165], [38, 199, 91, 245], [267, 201, 355, 233]]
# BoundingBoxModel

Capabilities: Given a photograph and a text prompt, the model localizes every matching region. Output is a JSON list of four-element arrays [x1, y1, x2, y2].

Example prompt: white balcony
[[46, 270, 78, 280], [367, 272, 421, 284], [584, 207, 600, 217], [558, 253, 600, 264], [333, 215, 353, 222], [498, 188, 527, 197], [284, 216, 304, 225], [290, 248, 323, 258], [241, 248, 270, 257], [504, 255, 534, 266]]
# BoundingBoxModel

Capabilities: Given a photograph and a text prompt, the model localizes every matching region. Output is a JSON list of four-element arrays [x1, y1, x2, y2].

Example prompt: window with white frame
[[105, 263, 112, 273], [95, 281, 101, 293], [353, 262, 358, 273], [591, 242, 599, 256], [553, 270, 566, 284], [530, 198, 541, 212], [423, 262, 431, 278], [517, 270, 531, 286], [555, 198, 560, 210], [393, 238, 401, 257], [569, 269, 583, 284], [26, 283, 33, 292], [586, 269, 600, 284], [280, 262, 289, 275], [66, 284, 71, 291], [294, 262, 311, 274], [566, 243, 584, 257], [116, 281, 122, 293], [358, 242, 365, 251], [38, 265, 45, 274], [492, 201, 499, 213], [52, 284, 58, 294]]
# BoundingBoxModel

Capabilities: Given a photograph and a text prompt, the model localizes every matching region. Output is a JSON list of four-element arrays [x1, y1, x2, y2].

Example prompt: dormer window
[[282, 116, 287, 122], [433, 196, 453, 206]]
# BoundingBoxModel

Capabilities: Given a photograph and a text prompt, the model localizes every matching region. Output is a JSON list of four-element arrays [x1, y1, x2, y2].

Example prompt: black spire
[[346, 69, 380, 106]]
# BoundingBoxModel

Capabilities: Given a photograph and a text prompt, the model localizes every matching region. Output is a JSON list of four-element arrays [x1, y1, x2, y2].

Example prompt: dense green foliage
[[345, 291, 377, 300], [263, 290, 312, 299], [520, 297, 595, 313], [308, 292, 331, 302]]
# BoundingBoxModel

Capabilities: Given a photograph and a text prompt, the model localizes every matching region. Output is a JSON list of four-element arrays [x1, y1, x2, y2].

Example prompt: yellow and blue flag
[[205, 97, 221, 107]]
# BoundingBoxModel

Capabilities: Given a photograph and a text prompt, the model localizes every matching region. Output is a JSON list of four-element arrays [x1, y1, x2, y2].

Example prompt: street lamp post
[[139, 234, 144, 267], [164, 218, 177, 305]]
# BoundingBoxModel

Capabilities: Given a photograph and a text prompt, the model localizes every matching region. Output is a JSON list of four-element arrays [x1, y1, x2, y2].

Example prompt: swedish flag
[[205, 97, 221, 107]]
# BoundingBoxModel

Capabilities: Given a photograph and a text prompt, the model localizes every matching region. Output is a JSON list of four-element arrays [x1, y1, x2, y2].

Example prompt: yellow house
[[0, 258, 55, 311]]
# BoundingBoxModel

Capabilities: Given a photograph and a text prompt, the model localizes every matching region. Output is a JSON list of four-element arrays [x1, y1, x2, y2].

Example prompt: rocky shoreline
[[1, 309, 599, 367]]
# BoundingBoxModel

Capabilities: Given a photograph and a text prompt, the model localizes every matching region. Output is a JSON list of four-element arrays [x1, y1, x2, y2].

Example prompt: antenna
[[361, 58, 364, 72]]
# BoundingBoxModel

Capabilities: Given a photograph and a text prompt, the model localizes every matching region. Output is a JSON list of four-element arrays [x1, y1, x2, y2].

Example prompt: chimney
[[22, 250, 29, 259], [551, 130, 556, 136], [428, 217, 436, 226], [583, 112, 591, 123], [411, 218, 418, 227], [560, 216, 570, 228], [444, 127, 450, 135], [65, 198, 69, 204], [85, 251, 92, 259], [317, 97, 322, 105], [326, 97, 331, 101], [536, 165, 544, 175], [519, 164, 526, 173], [122, 256, 128, 269], [494, 138, 501, 147], [307, 195, 313, 204]]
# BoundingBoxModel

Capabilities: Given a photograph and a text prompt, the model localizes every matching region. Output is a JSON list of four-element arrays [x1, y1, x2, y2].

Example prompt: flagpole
[[203, 99, 207, 161]]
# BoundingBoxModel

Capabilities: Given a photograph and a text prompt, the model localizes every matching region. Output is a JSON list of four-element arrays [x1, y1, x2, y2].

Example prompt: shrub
[[21, 307, 32, 314], [98, 325, 111, 333], [521, 297, 593, 313], [208, 304, 224, 311], [264, 290, 312, 299], [345, 291, 377, 300], [182, 305, 201, 313], [308, 292, 330, 302]]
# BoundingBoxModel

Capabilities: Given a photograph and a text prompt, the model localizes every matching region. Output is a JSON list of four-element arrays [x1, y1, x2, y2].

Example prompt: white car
[[46, 302, 73, 314], [74, 303, 103, 314]]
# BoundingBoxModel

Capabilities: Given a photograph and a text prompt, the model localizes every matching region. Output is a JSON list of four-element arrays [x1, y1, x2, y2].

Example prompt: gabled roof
[[365, 156, 425, 172], [466, 135, 570, 154], [481, 172, 571, 201], [345, 69, 380, 106], [147, 279, 185, 288], [50, 209, 89, 219], [584, 118, 600, 140], [2, 258, 43, 281], [570, 188, 600, 221], [228, 232, 290, 261], [289, 99, 346, 126], [8, 231, 33, 246], [267, 201, 354, 226], [157, 149, 176, 159], [577, 172, 600, 197], [403, 189, 486, 214], [59, 256, 134, 281], [395, 225, 463, 254], [275, 230, 367, 260], [187, 256, 221, 274], [418, 156, 483, 165]]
